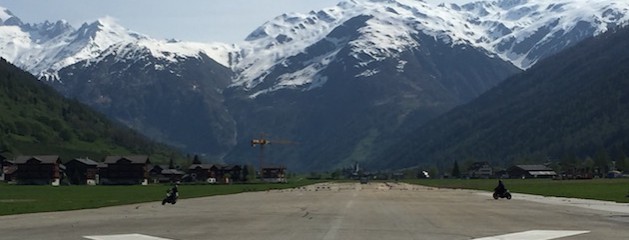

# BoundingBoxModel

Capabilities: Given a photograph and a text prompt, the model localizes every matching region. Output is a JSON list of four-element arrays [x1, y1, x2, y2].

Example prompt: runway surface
[[1, 182, 628, 240]]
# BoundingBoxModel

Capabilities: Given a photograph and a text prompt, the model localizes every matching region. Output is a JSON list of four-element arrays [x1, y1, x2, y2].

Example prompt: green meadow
[[0, 179, 322, 216], [405, 178, 629, 203]]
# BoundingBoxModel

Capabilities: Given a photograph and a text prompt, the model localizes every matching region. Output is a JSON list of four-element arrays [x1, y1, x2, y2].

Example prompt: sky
[[0, 0, 472, 44]]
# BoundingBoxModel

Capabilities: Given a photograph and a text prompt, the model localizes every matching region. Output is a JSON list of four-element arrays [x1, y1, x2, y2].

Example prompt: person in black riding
[[170, 183, 179, 197], [494, 180, 506, 194], [162, 182, 180, 205]]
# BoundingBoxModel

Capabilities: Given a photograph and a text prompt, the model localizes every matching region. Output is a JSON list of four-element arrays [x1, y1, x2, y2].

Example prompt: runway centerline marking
[[473, 230, 590, 240], [84, 233, 173, 240]]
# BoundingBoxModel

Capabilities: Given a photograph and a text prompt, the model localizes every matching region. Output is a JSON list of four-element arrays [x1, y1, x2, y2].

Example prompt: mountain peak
[[0, 6, 22, 26]]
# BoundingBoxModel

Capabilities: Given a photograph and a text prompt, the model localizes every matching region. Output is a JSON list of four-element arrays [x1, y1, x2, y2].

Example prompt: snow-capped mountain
[[2, 0, 627, 96], [0, 0, 627, 170], [453, 0, 629, 69], [0, 8, 236, 81], [230, 0, 629, 96]]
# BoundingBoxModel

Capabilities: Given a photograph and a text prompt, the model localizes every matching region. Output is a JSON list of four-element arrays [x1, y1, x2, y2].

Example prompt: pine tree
[[192, 155, 202, 164], [594, 147, 610, 176], [451, 160, 461, 178], [168, 158, 175, 169]]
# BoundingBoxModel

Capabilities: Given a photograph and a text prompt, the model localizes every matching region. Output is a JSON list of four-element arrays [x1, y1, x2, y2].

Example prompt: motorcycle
[[162, 190, 178, 205], [493, 189, 512, 200]]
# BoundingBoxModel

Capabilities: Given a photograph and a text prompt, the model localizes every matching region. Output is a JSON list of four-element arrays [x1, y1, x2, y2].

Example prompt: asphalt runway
[[1, 182, 628, 240]]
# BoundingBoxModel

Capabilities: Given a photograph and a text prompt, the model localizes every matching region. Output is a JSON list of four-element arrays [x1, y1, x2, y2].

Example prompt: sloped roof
[[161, 169, 185, 175], [14, 155, 61, 164], [514, 165, 553, 171], [223, 165, 242, 170], [104, 155, 150, 164], [68, 158, 98, 166], [188, 164, 217, 170]]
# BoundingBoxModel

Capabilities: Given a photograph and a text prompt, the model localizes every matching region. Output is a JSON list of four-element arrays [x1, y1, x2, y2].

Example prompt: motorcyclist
[[170, 183, 179, 198], [162, 182, 179, 205], [494, 180, 506, 194]]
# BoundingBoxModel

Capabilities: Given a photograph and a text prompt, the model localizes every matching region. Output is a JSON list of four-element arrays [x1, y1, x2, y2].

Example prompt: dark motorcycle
[[162, 190, 178, 205], [493, 190, 512, 200]]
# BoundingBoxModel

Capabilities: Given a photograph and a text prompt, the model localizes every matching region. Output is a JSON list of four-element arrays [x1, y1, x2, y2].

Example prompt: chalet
[[188, 164, 219, 182], [222, 165, 243, 183], [187, 164, 244, 183], [507, 165, 557, 179], [150, 165, 185, 183], [100, 155, 150, 185], [468, 162, 493, 179], [261, 166, 287, 183], [14, 155, 63, 185], [65, 158, 99, 185]]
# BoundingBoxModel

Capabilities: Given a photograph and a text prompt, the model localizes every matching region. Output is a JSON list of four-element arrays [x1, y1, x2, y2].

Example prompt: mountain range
[[0, 0, 628, 171], [381, 25, 629, 171]]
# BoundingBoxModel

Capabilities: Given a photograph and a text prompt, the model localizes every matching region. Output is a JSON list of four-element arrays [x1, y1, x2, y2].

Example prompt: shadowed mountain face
[[52, 51, 236, 158], [224, 25, 520, 171], [381, 26, 629, 170]]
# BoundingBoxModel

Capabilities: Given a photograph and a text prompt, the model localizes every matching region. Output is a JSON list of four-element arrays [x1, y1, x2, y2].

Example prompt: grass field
[[0, 179, 322, 216], [3, 178, 628, 216], [404, 178, 629, 203]]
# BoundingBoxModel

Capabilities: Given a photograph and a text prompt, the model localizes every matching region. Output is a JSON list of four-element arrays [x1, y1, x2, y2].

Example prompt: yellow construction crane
[[251, 134, 295, 178]]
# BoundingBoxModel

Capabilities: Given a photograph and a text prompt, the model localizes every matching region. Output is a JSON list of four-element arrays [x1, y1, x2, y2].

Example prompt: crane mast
[[251, 134, 295, 180]]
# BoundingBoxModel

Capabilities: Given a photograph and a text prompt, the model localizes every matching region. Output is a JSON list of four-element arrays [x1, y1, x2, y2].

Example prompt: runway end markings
[[83, 233, 172, 240], [473, 230, 590, 240]]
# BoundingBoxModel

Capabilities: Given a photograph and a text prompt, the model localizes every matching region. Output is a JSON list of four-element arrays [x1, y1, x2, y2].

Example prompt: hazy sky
[[0, 0, 472, 44]]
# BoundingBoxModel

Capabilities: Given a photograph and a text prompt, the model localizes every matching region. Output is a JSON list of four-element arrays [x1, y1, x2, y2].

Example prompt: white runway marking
[[474, 230, 590, 240], [84, 233, 173, 240]]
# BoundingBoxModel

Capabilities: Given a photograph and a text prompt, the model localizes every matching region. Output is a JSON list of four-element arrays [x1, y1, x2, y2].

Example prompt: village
[[0, 155, 288, 185], [2, 153, 626, 186]]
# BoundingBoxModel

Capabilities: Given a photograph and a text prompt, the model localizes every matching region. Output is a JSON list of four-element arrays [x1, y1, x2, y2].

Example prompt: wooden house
[[150, 165, 185, 183], [100, 155, 150, 185], [222, 165, 243, 183], [65, 158, 99, 185], [188, 164, 220, 183], [14, 155, 63, 185], [467, 162, 493, 179], [187, 164, 244, 183], [261, 166, 287, 183]]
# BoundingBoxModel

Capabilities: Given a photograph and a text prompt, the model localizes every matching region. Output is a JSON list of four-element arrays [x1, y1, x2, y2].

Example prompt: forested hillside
[[0, 58, 181, 162], [381, 26, 629, 171]]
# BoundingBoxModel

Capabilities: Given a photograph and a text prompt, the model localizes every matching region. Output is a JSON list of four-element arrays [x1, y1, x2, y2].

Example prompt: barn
[[65, 158, 99, 185], [507, 165, 557, 179], [100, 155, 150, 185], [14, 155, 64, 185]]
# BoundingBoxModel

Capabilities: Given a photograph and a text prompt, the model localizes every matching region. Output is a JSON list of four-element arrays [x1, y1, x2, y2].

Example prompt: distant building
[[507, 165, 557, 179], [14, 155, 64, 185], [150, 165, 185, 183], [225, 165, 244, 183], [188, 164, 219, 183], [468, 162, 493, 179], [187, 164, 242, 183], [65, 158, 99, 185], [100, 156, 150, 185], [261, 166, 286, 183]]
